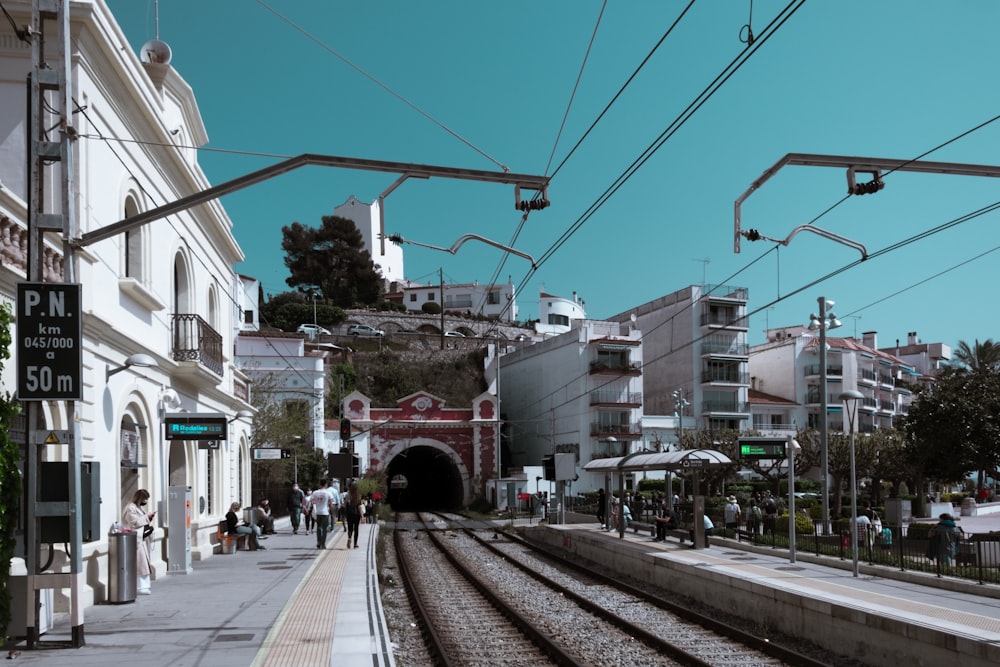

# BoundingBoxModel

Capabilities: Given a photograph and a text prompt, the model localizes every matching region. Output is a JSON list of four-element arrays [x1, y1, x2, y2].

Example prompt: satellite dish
[[140, 39, 172, 65]]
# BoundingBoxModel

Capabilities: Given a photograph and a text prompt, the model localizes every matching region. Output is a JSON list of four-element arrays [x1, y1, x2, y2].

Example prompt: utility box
[[38, 461, 100, 543], [167, 485, 192, 574]]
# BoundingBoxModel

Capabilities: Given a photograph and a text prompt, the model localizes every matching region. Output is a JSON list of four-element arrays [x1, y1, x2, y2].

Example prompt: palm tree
[[953, 339, 1000, 373]]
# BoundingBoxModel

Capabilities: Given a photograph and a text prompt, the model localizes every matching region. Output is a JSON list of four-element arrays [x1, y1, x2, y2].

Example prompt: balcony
[[803, 364, 843, 377], [859, 369, 877, 385], [589, 360, 641, 375], [702, 368, 749, 385], [702, 400, 747, 414], [590, 422, 642, 438], [172, 314, 223, 376], [700, 311, 748, 329], [589, 390, 642, 407], [700, 340, 749, 357]]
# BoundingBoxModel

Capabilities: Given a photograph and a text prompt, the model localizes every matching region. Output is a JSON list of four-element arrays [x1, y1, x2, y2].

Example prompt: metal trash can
[[108, 530, 137, 603]]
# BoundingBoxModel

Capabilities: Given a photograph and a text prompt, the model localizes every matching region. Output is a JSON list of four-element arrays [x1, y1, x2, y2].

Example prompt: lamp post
[[672, 388, 688, 508], [808, 298, 841, 533], [839, 390, 864, 577]]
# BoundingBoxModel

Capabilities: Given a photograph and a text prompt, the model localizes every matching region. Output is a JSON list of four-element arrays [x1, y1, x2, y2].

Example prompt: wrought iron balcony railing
[[172, 313, 223, 376]]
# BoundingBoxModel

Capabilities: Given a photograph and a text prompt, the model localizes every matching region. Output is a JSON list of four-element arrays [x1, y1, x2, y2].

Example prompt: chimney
[[862, 331, 877, 350], [908, 331, 919, 345]]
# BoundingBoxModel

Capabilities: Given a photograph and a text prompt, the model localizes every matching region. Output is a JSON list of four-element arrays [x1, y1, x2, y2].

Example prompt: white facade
[[1, 1, 254, 612], [496, 319, 643, 492], [610, 284, 751, 431], [333, 195, 404, 286], [750, 331, 917, 433], [400, 280, 519, 323], [535, 289, 586, 337], [234, 333, 327, 450]]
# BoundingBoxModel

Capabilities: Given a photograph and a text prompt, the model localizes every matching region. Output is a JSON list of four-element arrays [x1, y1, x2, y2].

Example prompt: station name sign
[[164, 413, 227, 441], [738, 437, 787, 459]]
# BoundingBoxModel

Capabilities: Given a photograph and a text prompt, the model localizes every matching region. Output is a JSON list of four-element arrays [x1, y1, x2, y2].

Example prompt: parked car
[[348, 324, 385, 337], [296, 323, 331, 336], [444, 331, 465, 337]]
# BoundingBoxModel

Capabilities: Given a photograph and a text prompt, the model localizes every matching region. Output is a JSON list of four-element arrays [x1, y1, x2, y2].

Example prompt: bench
[[631, 520, 689, 544], [217, 521, 247, 554]]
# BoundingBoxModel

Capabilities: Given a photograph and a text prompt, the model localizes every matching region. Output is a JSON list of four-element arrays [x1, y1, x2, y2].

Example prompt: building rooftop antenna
[[693, 257, 710, 286]]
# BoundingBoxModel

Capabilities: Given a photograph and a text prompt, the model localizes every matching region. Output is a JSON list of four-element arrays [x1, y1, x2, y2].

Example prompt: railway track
[[395, 512, 834, 666]]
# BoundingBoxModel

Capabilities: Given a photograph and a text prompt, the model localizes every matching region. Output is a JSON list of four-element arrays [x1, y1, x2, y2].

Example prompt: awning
[[583, 448, 732, 473]]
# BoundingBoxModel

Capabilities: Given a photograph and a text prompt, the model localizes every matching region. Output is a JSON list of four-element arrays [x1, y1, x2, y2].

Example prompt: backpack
[[752, 506, 762, 522]]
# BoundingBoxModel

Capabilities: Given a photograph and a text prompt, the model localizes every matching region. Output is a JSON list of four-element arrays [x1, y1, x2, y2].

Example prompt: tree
[[0, 304, 21, 640], [953, 338, 1000, 373], [259, 290, 344, 332], [282, 216, 382, 308], [903, 365, 1000, 506]]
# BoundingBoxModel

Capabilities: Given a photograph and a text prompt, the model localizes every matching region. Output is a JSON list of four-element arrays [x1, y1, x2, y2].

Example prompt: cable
[[255, 0, 510, 173]]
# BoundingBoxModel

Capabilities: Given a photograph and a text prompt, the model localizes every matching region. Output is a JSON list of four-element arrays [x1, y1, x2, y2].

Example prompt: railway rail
[[394, 512, 836, 667]]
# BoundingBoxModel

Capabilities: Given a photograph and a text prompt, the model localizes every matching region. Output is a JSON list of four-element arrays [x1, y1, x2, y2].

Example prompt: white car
[[444, 331, 465, 337], [296, 323, 331, 336], [348, 324, 385, 337]]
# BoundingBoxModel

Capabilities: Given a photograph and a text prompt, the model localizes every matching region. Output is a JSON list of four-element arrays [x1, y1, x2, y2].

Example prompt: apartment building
[[610, 284, 751, 431], [397, 279, 518, 323], [750, 329, 918, 433], [496, 319, 643, 491]]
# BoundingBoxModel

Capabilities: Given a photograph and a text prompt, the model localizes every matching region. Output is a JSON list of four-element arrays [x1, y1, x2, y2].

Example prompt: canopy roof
[[583, 448, 732, 473]]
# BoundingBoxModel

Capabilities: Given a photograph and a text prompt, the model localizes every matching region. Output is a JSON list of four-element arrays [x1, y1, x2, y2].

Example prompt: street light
[[839, 389, 864, 577], [808, 297, 841, 533], [106, 353, 157, 380]]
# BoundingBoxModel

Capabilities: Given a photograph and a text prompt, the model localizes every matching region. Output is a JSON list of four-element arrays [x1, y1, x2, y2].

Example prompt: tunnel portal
[[385, 445, 465, 511]]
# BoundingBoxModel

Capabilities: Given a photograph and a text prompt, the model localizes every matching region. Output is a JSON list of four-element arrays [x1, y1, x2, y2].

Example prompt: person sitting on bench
[[226, 502, 264, 550], [654, 499, 678, 541]]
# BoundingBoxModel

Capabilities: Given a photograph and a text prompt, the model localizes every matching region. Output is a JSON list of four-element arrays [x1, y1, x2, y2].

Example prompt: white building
[[750, 329, 917, 433], [1, 1, 254, 616], [535, 289, 586, 337], [496, 319, 643, 492], [333, 195, 404, 287], [610, 284, 751, 430], [398, 279, 519, 323]]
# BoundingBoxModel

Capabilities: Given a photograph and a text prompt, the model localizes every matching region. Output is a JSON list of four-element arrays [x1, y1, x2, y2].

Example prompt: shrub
[[421, 302, 442, 315], [906, 522, 933, 539], [777, 512, 815, 535]]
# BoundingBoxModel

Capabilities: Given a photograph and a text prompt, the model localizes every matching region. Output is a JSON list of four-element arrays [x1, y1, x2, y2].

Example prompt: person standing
[[747, 499, 762, 538], [928, 512, 962, 566], [302, 487, 314, 535], [122, 489, 155, 595], [654, 499, 677, 541], [310, 480, 334, 549], [345, 482, 363, 549], [724, 495, 741, 534], [287, 483, 305, 534], [763, 492, 778, 536]]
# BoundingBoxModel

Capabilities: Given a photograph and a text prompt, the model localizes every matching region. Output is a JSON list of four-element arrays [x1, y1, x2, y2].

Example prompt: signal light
[[339, 418, 351, 441]]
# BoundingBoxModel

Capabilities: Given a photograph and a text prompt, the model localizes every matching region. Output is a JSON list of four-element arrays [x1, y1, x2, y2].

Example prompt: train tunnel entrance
[[385, 445, 465, 510]]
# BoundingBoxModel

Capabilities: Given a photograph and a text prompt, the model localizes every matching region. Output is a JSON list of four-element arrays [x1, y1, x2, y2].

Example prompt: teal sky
[[106, 1, 1000, 352]]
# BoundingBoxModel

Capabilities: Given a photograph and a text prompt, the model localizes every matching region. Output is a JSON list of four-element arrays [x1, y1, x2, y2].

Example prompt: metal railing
[[172, 313, 223, 376]]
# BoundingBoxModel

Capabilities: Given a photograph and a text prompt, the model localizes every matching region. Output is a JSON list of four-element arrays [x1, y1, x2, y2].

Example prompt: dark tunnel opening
[[385, 446, 464, 511]]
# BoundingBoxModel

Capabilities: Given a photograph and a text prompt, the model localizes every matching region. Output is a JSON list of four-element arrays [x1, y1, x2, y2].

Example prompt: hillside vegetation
[[351, 349, 488, 408]]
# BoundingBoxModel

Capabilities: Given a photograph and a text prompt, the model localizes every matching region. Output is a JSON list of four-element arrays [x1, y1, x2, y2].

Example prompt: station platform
[[11, 511, 1000, 666], [6, 517, 394, 667]]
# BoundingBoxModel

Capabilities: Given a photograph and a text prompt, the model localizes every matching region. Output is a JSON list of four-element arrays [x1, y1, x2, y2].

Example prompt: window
[[409, 293, 417, 302], [487, 291, 500, 305], [548, 314, 569, 326], [123, 196, 145, 281], [426, 292, 436, 302], [243, 310, 254, 324]]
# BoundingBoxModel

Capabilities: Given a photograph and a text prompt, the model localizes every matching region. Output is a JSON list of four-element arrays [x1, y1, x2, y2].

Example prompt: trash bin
[[108, 529, 137, 603]]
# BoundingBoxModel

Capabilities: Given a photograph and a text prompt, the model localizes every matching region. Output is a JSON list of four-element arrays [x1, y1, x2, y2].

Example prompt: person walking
[[596, 488, 607, 529], [310, 479, 334, 549], [302, 487, 314, 535], [345, 482, 363, 549], [122, 489, 155, 595], [287, 483, 305, 534]]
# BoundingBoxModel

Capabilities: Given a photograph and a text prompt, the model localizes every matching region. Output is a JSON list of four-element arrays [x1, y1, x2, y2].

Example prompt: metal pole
[[849, 411, 859, 577], [818, 296, 830, 535]]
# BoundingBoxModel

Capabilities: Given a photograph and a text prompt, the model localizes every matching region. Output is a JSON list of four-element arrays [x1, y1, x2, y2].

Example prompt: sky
[[105, 1, 1000, 351]]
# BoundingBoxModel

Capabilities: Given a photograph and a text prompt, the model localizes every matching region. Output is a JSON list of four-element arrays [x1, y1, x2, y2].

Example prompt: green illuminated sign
[[164, 413, 228, 441], [739, 439, 786, 459]]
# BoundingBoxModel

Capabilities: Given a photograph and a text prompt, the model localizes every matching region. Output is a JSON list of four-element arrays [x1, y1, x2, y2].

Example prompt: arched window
[[123, 196, 145, 281]]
